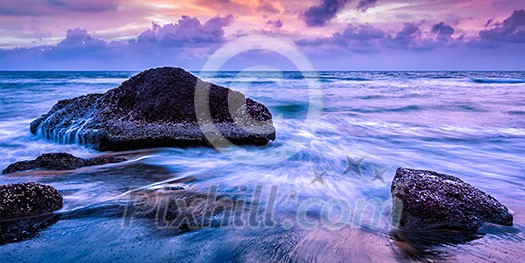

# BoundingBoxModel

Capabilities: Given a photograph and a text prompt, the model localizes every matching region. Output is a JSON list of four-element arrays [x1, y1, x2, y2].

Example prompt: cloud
[[335, 23, 386, 52], [0, 15, 234, 70], [194, 0, 282, 14], [392, 23, 421, 46], [46, 0, 120, 12], [356, 0, 378, 12], [1, 7, 525, 70], [59, 28, 106, 47], [0, 0, 120, 16], [267, 19, 283, 28], [303, 0, 348, 27], [296, 23, 387, 53], [298, 9, 525, 54], [484, 18, 494, 28], [431, 22, 454, 40], [258, 3, 281, 14], [337, 23, 385, 42], [479, 9, 525, 43], [297, 20, 457, 52], [136, 15, 234, 46]]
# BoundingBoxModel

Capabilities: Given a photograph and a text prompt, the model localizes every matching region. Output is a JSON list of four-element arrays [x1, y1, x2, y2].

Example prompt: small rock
[[3, 152, 126, 174], [391, 168, 513, 231], [0, 182, 63, 220]]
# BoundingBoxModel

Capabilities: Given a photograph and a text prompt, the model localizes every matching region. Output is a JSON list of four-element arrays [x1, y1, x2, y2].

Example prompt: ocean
[[0, 71, 524, 262]]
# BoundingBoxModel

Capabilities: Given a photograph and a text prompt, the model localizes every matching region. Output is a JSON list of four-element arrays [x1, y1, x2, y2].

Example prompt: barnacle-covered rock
[[3, 152, 126, 174], [391, 168, 513, 231], [30, 67, 276, 151], [0, 182, 62, 219]]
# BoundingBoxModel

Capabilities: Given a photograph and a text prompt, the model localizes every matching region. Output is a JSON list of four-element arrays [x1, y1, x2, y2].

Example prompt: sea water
[[0, 71, 524, 262]]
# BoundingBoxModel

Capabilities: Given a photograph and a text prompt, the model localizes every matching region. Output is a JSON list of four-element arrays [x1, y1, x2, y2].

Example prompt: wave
[[0, 78, 126, 85], [272, 103, 309, 114], [471, 78, 525, 84], [508, 111, 525, 115], [347, 103, 487, 114], [356, 95, 385, 100], [223, 80, 278, 86], [350, 105, 421, 114], [320, 76, 371, 83], [341, 77, 371, 81]]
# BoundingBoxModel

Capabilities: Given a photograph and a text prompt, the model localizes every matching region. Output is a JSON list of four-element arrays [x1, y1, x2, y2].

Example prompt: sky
[[0, 0, 524, 70]]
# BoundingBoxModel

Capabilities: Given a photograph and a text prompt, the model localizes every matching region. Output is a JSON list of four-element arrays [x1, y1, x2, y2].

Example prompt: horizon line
[[1, 69, 525, 73]]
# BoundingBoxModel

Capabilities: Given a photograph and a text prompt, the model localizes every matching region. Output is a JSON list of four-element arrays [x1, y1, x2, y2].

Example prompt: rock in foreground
[[391, 168, 513, 231], [30, 67, 276, 151], [0, 182, 62, 220], [122, 186, 243, 230], [2, 153, 126, 174]]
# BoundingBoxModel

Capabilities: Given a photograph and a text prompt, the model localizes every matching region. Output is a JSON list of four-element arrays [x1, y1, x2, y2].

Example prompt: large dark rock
[[0, 182, 63, 220], [2, 152, 126, 174], [30, 67, 276, 151], [391, 168, 513, 231]]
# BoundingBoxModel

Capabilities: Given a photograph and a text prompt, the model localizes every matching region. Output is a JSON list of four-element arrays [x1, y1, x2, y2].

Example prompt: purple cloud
[[294, 10, 524, 70], [337, 23, 385, 42], [0, 15, 234, 70], [356, 0, 378, 12], [297, 20, 455, 52], [303, 0, 348, 27], [479, 9, 525, 43], [1, 10, 525, 70], [484, 18, 494, 28], [0, 0, 54, 16], [0, 0, 119, 16], [46, 0, 120, 12], [59, 28, 106, 47], [431, 22, 454, 40], [392, 23, 421, 46], [296, 23, 387, 53], [267, 19, 283, 28], [136, 15, 234, 46]]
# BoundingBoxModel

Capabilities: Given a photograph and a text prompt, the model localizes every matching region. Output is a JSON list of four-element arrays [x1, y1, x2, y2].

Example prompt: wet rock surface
[[62, 185, 244, 231], [30, 67, 276, 151], [0, 182, 62, 245], [0, 214, 60, 245], [3, 153, 126, 174], [0, 182, 63, 220], [391, 168, 513, 231], [121, 186, 244, 230]]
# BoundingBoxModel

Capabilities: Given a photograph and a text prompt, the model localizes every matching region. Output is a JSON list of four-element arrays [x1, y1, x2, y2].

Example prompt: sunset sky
[[0, 0, 524, 70]]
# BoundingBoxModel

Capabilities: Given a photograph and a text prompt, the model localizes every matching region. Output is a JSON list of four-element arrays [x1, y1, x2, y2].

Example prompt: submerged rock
[[391, 168, 513, 231], [30, 67, 276, 151], [62, 185, 246, 231], [2, 152, 126, 174], [0, 182, 63, 220], [122, 186, 243, 230], [0, 214, 60, 245]]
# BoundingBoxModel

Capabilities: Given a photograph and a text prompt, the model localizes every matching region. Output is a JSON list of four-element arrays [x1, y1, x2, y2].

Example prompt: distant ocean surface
[[1, 71, 524, 262]]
